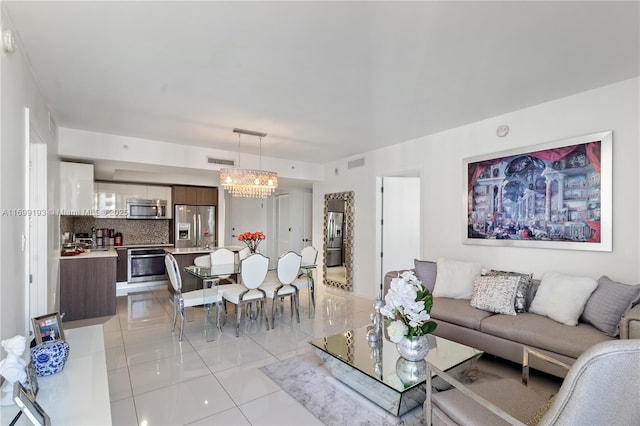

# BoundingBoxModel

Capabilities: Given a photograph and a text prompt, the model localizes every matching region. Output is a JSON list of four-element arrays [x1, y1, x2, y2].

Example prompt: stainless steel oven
[[128, 248, 167, 283]]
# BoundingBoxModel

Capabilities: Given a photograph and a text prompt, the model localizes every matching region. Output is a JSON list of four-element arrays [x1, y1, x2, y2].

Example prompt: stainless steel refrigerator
[[174, 204, 216, 248], [326, 211, 343, 267]]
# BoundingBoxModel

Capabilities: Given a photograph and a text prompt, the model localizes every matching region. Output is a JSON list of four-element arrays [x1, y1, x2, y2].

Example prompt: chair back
[[194, 255, 210, 267], [210, 248, 235, 265], [300, 246, 318, 265], [541, 339, 640, 425], [277, 251, 302, 285], [240, 253, 269, 290], [165, 253, 182, 293], [238, 247, 251, 261]]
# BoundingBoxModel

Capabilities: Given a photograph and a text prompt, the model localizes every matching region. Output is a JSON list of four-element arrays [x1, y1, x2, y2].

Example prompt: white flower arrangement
[[380, 271, 437, 343]]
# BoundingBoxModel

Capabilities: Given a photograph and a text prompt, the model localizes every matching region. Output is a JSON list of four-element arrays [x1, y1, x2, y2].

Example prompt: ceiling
[[4, 1, 639, 166]]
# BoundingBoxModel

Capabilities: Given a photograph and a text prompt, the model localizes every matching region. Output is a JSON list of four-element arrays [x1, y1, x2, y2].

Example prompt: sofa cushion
[[528, 271, 598, 326], [431, 297, 494, 331], [485, 270, 533, 313], [433, 258, 482, 299], [580, 275, 640, 337], [471, 275, 520, 316], [414, 259, 437, 293], [480, 312, 613, 359]]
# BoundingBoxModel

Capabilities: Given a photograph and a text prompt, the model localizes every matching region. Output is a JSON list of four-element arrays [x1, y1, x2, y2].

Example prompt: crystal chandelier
[[220, 128, 278, 198]]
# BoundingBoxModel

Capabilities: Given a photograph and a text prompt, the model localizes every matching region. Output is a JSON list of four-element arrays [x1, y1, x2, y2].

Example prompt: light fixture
[[219, 128, 278, 198]]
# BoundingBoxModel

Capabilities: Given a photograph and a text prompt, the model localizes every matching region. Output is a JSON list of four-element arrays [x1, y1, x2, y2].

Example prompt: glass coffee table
[[310, 326, 482, 416]]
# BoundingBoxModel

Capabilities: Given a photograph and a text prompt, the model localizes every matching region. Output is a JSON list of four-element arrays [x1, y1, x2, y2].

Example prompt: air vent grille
[[207, 157, 234, 166], [348, 157, 365, 169]]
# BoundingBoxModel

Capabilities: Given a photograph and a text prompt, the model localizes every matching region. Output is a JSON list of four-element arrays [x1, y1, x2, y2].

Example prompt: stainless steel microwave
[[127, 199, 168, 219]]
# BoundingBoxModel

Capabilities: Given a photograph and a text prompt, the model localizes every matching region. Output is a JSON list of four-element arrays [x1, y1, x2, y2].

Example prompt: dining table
[[184, 259, 317, 341]]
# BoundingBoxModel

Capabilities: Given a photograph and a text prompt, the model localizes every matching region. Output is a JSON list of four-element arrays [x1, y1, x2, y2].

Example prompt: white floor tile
[[110, 397, 138, 426], [108, 366, 133, 402], [215, 358, 282, 405], [186, 407, 251, 425], [128, 351, 212, 395], [134, 375, 236, 425], [197, 338, 276, 373]]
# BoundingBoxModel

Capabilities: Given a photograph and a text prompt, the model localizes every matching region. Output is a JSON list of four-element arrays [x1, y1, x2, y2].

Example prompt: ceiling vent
[[348, 157, 365, 169], [207, 157, 234, 166]]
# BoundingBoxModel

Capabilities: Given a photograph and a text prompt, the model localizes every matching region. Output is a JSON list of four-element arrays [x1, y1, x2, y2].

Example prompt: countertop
[[59, 248, 118, 259], [166, 246, 245, 255]]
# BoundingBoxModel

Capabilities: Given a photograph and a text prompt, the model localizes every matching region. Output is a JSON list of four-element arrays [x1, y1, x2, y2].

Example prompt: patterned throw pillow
[[485, 270, 533, 313], [470, 275, 521, 315]]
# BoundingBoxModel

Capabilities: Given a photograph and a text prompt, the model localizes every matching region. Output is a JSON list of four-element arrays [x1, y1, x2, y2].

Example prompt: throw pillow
[[414, 259, 437, 293], [528, 271, 598, 326], [580, 276, 640, 337], [485, 270, 533, 313], [470, 275, 520, 315], [432, 258, 482, 299]]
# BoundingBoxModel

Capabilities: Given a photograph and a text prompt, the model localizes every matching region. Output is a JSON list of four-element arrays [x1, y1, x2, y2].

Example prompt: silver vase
[[395, 335, 431, 361], [395, 358, 427, 386]]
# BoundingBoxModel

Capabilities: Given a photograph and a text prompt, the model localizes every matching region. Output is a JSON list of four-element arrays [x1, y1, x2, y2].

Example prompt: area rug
[[260, 351, 424, 425]]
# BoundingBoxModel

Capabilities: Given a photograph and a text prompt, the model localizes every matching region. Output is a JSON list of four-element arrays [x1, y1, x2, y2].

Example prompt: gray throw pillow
[[414, 259, 437, 293], [580, 275, 640, 337]]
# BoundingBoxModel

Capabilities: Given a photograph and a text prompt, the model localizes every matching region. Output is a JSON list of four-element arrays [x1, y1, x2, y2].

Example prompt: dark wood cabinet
[[172, 185, 218, 206], [60, 256, 117, 322], [116, 248, 128, 282]]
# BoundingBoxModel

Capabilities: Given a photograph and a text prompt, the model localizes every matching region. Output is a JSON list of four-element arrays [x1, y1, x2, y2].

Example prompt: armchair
[[425, 339, 640, 425]]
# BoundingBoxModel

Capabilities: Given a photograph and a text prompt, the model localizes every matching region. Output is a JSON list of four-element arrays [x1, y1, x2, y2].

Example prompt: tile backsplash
[[62, 216, 170, 245]]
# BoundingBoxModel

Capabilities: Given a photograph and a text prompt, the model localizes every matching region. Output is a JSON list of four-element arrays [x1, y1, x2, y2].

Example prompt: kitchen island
[[59, 249, 117, 322]]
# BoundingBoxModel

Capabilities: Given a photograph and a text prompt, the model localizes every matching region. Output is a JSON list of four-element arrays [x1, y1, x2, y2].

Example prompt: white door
[[302, 191, 313, 248], [227, 197, 267, 256], [29, 139, 48, 318], [381, 177, 421, 280], [276, 194, 290, 256]]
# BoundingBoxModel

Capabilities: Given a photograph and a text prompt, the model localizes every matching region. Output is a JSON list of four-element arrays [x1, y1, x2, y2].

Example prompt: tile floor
[[78, 284, 562, 425], [102, 285, 376, 425]]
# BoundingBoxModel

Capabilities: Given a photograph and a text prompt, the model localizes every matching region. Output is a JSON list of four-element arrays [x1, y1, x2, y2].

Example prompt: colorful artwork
[[463, 131, 612, 251]]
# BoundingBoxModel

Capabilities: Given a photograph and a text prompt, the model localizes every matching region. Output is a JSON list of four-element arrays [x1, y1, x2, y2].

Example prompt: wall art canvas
[[463, 131, 612, 251]]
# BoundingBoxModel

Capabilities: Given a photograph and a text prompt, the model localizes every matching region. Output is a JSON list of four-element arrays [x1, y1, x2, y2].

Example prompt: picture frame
[[32, 312, 65, 345], [25, 360, 38, 399], [13, 381, 50, 426], [463, 131, 612, 251]]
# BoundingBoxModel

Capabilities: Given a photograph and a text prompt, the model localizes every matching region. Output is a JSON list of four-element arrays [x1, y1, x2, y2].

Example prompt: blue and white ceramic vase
[[31, 340, 70, 377]]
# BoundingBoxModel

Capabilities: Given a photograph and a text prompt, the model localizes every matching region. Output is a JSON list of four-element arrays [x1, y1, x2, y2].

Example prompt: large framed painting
[[463, 131, 612, 251]]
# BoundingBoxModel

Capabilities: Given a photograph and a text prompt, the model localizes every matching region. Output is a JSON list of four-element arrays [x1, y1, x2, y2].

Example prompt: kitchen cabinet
[[60, 161, 94, 214], [60, 256, 116, 321], [116, 248, 128, 282], [172, 185, 218, 206]]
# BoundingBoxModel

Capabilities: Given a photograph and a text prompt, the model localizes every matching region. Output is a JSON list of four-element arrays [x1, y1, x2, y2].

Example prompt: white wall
[[316, 78, 640, 299], [1, 4, 59, 339]]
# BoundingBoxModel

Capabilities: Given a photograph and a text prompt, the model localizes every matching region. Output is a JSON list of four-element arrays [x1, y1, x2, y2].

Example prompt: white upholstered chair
[[261, 251, 302, 328], [165, 253, 222, 341], [238, 246, 251, 261], [194, 254, 211, 267], [221, 253, 270, 337], [292, 246, 318, 310], [425, 339, 640, 425], [210, 247, 236, 284]]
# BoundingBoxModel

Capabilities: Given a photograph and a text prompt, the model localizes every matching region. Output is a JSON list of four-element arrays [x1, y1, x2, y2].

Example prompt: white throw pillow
[[432, 258, 482, 299], [528, 271, 598, 326]]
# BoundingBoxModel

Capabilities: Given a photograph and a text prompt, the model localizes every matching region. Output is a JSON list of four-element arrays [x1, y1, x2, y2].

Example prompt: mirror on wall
[[323, 191, 354, 291]]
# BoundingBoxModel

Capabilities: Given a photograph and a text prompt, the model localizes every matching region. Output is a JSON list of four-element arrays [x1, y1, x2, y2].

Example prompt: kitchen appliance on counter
[[127, 247, 167, 283], [127, 199, 168, 219], [174, 204, 216, 248]]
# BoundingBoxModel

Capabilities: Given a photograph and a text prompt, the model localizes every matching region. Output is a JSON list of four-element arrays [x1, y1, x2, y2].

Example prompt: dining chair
[[292, 246, 318, 310], [424, 339, 640, 425], [194, 254, 211, 267], [165, 253, 223, 341], [261, 251, 302, 328], [221, 253, 270, 337], [238, 246, 251, 261], [210, 247, 236, 284]]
